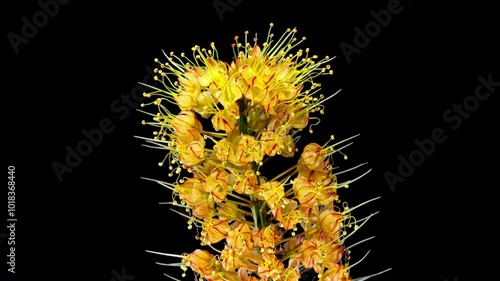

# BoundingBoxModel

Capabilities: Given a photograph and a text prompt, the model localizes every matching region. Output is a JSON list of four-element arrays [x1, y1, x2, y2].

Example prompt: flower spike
[[138, 24, 388, 281]]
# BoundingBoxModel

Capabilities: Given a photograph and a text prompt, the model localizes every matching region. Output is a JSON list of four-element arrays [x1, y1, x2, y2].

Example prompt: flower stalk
[[236, 98, 269, 230]]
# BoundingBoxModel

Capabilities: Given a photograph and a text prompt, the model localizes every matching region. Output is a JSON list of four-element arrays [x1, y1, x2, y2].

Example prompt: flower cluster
[[139, 24, 384, 281]]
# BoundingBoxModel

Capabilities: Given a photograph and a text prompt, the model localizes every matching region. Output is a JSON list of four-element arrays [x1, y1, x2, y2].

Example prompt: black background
[[2, 0, 500, 281]]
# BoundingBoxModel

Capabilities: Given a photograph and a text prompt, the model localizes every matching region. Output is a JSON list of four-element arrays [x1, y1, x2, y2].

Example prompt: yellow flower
[[232, 134, 263, 166], [211, 103, 239, 132], [261, 129, 295, 157], [171, 111, 203, 143], [176, 139, 206, 168]]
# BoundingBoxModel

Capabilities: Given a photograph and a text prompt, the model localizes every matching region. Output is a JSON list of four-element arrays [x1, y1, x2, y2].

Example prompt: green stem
[[237, 99, 268, 230], [250, 194, 261, 230], [251, 161, 269, 229]]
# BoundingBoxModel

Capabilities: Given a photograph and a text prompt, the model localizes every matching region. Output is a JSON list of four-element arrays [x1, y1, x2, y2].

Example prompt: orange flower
[[299, 238, 345, 273], [174, 177, 205, 206], [226, 222, 254, 253], [273, 200, 305, 233], [257, 253, 285, 280], [319, 264, 352, 281], [319, 209, 343, 237], [312, 171, 337, 207], [233, 169, 259, 195], [237, 268, 260, 281], [220, 246, 258, 272], [292, 176, 319, 206], [255, 180, 286, 210], [192, 199, 216, 220], [251, 225, 281, 253], [187, 249, 218, 276], [292, 172, 337, 208], [217, 200, 246, 221], [282, 233, 305, 253], [299, 143, 328, 171], [280, 261, 301, 281], [202, 218, 230, 244]]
